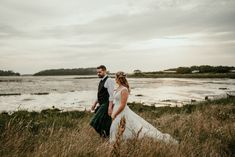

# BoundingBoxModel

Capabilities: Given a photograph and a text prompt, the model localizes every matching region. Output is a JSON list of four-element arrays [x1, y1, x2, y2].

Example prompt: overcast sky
[[0, 0, 235, 74]]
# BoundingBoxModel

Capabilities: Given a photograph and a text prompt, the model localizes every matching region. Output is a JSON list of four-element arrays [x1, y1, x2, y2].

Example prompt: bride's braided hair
[[115, 71, 131, 93]]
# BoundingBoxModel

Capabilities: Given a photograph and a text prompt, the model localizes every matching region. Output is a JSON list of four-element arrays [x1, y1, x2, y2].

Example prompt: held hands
[[111, 114, 116, 121]]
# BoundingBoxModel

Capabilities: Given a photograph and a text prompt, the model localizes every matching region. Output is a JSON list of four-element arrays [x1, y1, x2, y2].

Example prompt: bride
[[109, 71, 179, 144]]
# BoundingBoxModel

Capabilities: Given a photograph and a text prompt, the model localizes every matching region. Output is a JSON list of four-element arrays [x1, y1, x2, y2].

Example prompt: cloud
[[0, 0, 234, 74]]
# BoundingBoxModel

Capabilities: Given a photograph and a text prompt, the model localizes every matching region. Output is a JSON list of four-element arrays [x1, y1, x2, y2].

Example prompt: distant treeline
[[34, 68, 97, 76], [0, 70, 20, 76], [143, 65, 235, 74]]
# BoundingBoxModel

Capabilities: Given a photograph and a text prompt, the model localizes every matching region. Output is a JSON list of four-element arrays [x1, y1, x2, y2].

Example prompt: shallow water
[[0, 75, 235, 112]]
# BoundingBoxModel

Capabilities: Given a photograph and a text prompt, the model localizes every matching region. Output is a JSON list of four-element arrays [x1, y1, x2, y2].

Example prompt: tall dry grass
[[0, 97, 234, 157]]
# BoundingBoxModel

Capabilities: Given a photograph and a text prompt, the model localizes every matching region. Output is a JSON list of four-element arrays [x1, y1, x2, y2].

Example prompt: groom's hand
[[91, 99, 98, 111], [91, 104, 96, 111]]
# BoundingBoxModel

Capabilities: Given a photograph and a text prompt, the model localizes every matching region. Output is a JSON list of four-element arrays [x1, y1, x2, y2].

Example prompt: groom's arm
[[105, 78, 115, 115]]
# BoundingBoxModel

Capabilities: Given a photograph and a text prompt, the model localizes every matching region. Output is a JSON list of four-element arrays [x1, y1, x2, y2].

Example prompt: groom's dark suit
[[90, 75, 114, 138], [95, 76, 110, 113]]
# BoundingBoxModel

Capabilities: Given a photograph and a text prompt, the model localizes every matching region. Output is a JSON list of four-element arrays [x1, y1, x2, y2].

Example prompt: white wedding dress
[[109, 86, 179, 144]]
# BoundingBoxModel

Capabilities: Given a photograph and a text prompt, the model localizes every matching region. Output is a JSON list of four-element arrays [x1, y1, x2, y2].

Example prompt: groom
[[90, 65, 115, 138]]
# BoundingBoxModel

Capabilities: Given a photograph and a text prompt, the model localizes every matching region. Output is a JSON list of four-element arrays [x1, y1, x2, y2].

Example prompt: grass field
[[0, 97, 235, 157]]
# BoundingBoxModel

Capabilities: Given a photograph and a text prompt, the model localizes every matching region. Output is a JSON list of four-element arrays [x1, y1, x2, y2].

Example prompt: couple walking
[[89, 65, 178, 144]]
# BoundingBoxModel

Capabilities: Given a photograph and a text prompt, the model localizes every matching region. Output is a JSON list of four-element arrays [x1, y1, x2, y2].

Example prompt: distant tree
[[176, 67, 191, 74], [197, 65, 233, 73], [134, 69, 142, 74], [198, 65, 213, 73], [0, 70, 20, 76], [214, 66, 230, 73], [190, 65, 200, 71]]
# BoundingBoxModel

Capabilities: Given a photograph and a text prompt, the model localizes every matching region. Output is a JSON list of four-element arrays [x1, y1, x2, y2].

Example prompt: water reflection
[[0, 76, 234, 112]]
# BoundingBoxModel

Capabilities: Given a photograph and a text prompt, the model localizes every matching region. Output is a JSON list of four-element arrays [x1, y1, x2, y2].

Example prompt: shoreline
[[1, 95, 234, 114], [1, 73, 235, 79], [0, 90, 234, 114]]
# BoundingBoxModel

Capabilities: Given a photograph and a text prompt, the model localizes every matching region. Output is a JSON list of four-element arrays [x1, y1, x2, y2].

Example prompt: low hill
[[145, 65, 235, 74], [130, 65, 235, 78], [34, 68, 97, 76]]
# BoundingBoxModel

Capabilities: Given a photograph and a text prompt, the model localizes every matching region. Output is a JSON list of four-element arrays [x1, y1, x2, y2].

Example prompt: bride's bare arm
[[112, 88, 129, 119]]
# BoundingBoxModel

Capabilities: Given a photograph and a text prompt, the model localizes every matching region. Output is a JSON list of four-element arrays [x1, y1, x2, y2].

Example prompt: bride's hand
[[111, 114, 116, 121]]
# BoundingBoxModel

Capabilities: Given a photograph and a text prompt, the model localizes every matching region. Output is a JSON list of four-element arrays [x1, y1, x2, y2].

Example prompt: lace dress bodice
[[112, 86, 129, 115]]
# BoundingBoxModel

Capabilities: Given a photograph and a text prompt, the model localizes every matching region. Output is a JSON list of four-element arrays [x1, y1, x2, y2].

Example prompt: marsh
[[1, 75, 235, 112]]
